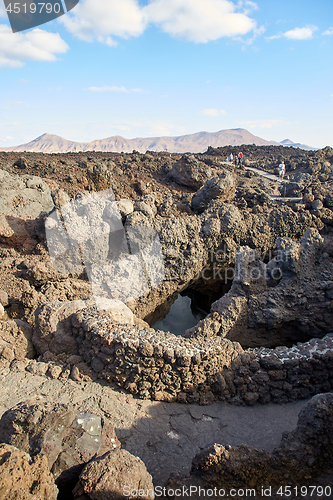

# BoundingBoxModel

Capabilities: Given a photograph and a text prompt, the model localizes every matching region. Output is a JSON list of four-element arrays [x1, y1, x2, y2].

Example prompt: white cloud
[[60, 0, 257, 45], [88, 85, 144, 93], [59, 0, 147, 45], [284, 25, 317, 40], [323, 27, 333, 36], [202, 108, 226, 116], [144, 0, 256, 43], [0, 25, 69, 68], [267, 25, 318, 41]]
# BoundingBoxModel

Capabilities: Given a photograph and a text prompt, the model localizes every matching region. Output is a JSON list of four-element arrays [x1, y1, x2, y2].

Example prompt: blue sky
[[0, 0, 332, 148]]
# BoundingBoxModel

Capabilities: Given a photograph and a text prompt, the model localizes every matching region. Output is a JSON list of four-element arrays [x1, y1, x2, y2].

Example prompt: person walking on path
[[229, 153, 233, 163], [279, 161, 286, 181], [238, 152, 243, 167]]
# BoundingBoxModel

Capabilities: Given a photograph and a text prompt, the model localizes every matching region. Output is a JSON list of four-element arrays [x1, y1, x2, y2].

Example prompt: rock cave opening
[[148, 278, 233, 336]]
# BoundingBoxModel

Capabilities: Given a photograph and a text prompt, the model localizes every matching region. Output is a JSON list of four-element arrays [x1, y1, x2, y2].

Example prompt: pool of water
[[152, 294, 207, 336]]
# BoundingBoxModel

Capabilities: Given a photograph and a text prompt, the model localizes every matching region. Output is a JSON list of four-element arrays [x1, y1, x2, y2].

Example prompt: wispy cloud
[[88, 85, 144, 93], [202, 108, 226, 117], [0, 101, 25, 110], [0, 135, 14, 142], [323, 27, 333, 36], [267, 25, 318, 41], [237, 24, 265, 46], [0, 25, 69, 68]]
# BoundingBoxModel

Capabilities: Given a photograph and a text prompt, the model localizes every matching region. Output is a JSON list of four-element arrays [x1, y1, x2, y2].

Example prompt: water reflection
[[152, 294, 207, 336]]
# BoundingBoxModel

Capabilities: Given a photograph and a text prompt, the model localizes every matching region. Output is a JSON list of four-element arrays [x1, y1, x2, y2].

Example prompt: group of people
[[226, 152, 286, 180], [226, 152, 243, 167]]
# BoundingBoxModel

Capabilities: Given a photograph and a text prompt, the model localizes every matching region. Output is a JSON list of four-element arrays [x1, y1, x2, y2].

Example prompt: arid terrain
[[0, 143, 333, 499]]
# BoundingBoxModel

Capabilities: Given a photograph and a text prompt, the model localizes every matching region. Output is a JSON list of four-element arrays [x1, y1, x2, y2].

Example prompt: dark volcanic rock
[[191, 171, 235, 213], [168, 154, 213, 190], [281, 172, 312, 197]]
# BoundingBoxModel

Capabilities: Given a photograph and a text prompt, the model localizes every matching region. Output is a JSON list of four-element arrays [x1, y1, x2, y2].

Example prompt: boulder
[[0, 214, 37, 251], [33, 298, 134, 356], [94, 298, 134, 324], [51, 188, 70, 209], [0, 169, 54, 250], [0, 289, 9, 307], [280, 173, 312, 197], [191, 171, 235, 213], [23, 260, 67, 287], [311, 199, 324, 210], [302, 193, 314, 204], [32, 298, 93, 355], [117, 199, 134, 219], [168, 154, 212, 190], [0, 169, 54, 218], [13, 156, 28, 169], [0, 401, 121, 487], [73, 449, 155, 500], [0, 443, 58, 500], [0, 319, 35, 361], [134, 201, 154, 218]]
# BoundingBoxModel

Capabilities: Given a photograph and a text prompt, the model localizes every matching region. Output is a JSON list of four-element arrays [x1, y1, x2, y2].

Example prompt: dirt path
[[236, 163, 303, 202], [0, 364, 308, 486]]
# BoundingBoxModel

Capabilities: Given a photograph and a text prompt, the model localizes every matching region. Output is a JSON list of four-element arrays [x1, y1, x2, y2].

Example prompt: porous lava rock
[[0, 443, 58, 500], [187, 228, 333, 348], [73, 449, 155, 500], [0, 319, 35, 361]]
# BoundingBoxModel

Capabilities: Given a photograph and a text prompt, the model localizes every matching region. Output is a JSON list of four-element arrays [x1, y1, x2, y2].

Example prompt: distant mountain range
[[0, 128, 315, 154]]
